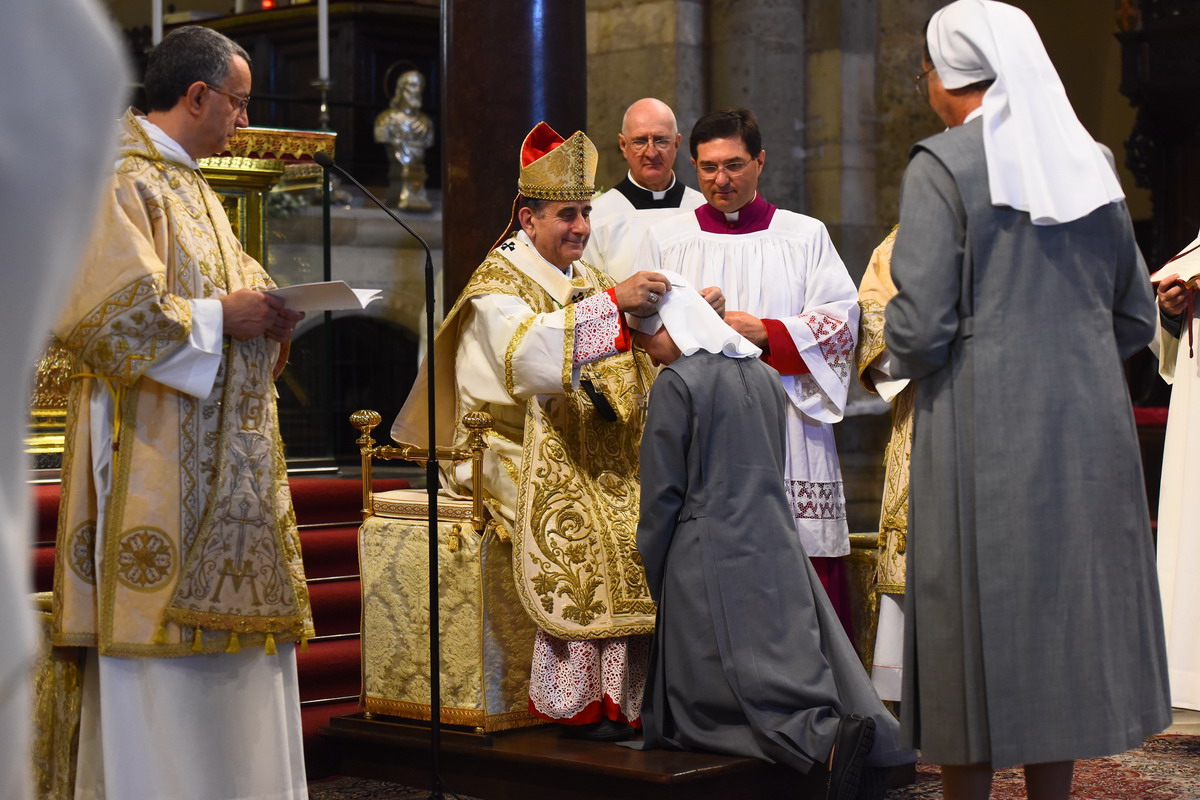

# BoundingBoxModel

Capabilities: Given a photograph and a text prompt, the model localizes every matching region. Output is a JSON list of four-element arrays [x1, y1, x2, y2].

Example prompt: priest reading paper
[[53, 27, 311, 800], [393, 122, 678, 741]]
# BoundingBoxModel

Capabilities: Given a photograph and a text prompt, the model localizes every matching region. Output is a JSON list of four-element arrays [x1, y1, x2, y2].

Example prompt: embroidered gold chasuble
[[394, 236, 656, 641], [51, 110, 312, 657], [856, 230, 911, 594]]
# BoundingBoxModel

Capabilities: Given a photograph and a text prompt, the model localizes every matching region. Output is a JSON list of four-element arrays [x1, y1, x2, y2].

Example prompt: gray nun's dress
[[885, 117, 1172, 768], [635, 350, 911, 772]]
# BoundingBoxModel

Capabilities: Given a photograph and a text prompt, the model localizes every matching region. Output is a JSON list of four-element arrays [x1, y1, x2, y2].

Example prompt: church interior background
[[88, 0, 1179, 528], [22, 0, 1198, 791]]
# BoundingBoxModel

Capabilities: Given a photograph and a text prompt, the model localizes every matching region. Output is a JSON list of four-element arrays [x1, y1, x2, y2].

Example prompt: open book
[[268, 281, 382, 313], [1150, 234, 1200, 286]]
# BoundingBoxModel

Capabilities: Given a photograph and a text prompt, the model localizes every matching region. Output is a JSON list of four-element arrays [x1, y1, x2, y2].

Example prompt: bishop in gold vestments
[[394, 123, 672, 736]]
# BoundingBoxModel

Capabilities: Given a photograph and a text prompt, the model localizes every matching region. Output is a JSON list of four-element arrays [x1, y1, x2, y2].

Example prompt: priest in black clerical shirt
[[583, 97, 704, 280]]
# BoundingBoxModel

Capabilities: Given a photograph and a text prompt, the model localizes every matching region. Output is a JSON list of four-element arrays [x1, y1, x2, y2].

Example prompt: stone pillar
[[586, 0, 706, 193], [442, 0, 588, 303], [804, 0, 882, 284], [876, 0, 947, 232], [708, 0, 807, 213]]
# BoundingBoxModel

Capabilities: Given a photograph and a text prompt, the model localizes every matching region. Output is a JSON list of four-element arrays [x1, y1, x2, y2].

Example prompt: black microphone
[[314, 151, 445, 797], [313, 152, 434, 258]]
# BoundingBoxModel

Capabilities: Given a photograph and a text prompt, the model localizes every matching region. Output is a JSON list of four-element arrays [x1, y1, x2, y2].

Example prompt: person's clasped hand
[[1157, 273, 1188, 317]]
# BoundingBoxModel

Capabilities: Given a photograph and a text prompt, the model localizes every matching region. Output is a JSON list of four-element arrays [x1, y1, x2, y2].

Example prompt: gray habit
[[635, 351, 910, 771], [885, 117, 1171, 768]]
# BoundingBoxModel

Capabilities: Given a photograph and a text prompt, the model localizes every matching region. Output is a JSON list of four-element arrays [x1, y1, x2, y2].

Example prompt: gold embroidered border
[[373, 497, 475, 521], [505, 316, 538, 398], [561, 303, 576, 393], [497, 453, 521, 489], [516, 184, 595, 201], [360, 697, 543, 731], [857, 299, 888, 383], [63, 273, 190, 384]]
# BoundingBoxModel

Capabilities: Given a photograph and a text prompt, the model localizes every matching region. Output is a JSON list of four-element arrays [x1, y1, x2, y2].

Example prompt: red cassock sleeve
[[760, 317, 810, 375]]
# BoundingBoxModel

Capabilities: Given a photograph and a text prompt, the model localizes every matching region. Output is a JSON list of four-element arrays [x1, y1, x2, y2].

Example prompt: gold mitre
[[517, 121, 597, 201]]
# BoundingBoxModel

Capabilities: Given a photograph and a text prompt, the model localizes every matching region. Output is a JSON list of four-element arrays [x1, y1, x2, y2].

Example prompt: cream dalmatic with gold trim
[[53, 110, 312, 657], [856, 229, 911, 702]]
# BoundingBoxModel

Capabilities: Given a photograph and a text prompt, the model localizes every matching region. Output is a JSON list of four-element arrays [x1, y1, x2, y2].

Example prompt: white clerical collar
[[963, 105, 983, 124], [516, 230, 575, 278], [627, 171, 676, 201], [135, 116, 200, 170], [510, 231, 589, 306]]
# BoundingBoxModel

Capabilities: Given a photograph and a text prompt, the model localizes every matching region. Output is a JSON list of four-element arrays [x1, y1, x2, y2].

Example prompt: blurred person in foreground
[[0, 2, 127, 798]]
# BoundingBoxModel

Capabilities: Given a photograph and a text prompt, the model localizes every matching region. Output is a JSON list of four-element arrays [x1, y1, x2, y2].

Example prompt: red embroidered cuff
[[761, 318, 810, 375], [606, 288, 631, 353]]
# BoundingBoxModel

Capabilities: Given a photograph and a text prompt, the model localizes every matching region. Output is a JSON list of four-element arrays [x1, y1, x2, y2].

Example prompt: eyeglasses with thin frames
[[914, 66, 935, 99], [628, 137, 674, 153], [697, 159, 754, 178], [205, 82, 251, 111]]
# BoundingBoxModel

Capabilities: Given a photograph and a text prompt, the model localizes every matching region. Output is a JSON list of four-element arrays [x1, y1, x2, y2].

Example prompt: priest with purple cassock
[[635, 109, 860, 627]]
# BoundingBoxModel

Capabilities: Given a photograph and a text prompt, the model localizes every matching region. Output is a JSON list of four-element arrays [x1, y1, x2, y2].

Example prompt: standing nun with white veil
[[883, 2, 1171, 798]]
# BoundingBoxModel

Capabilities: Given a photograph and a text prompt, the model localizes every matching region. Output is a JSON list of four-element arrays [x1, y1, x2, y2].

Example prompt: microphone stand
[[314, 153, 444, 800]]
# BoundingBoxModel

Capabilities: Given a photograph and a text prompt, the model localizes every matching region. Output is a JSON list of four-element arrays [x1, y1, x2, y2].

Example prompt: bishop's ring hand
[[649, 291, 660, 304]]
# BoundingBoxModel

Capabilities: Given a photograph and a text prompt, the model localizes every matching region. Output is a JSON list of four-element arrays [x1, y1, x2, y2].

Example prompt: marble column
[[442, 0, 588, 303]]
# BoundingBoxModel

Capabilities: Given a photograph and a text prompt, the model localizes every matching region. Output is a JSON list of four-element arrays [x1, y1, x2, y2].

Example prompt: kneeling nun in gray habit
[[629, 273, 912, 795]]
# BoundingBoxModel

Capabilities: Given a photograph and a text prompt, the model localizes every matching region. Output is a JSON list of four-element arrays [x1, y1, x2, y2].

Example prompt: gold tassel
[[191, 627, 203, 653], [226, 631, 241, 654], [153, 623, 168, 645], [264, 632, 277, 655], [300, 633, 309, 653]]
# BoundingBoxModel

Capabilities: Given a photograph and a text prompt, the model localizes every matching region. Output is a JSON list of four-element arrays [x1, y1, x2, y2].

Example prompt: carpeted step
[[296, 636, 362, 702], [289, 477, 409, 525], [299, 526, 362, 579], [308, 579, 362, 637], [302, 698, 362, 779]]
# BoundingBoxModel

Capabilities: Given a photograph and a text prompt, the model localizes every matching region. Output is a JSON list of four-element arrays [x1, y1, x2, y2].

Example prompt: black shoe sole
[[827, 714, 877, 800]]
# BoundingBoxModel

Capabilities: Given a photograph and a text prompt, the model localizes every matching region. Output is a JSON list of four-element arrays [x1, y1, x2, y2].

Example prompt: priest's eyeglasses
[[914, 66, 935, 98], [697, 160, 752, 177], [629, 137, 674, 152], [205, 83, 251, 111]]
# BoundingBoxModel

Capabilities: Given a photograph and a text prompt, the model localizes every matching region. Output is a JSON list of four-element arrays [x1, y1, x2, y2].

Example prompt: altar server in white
[[584, 98, 704, 281], [636, 108, 859, 630], [1153, 242, 1200, 712]]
